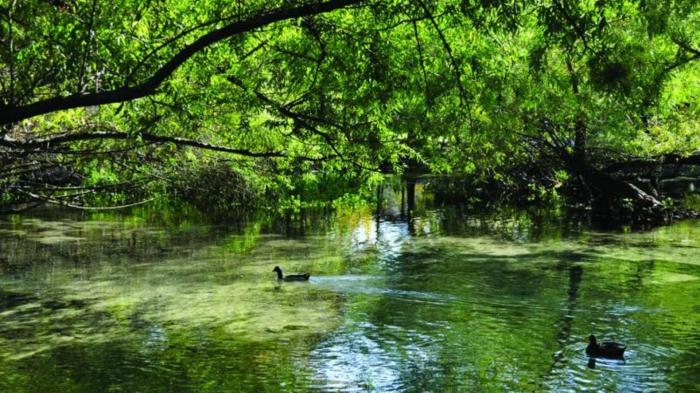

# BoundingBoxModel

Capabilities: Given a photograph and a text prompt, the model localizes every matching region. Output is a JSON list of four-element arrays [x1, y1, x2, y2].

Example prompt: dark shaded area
[[0, 289, 36, 310]]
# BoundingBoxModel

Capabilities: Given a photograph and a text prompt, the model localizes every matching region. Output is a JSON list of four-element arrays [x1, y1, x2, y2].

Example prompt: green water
[[1, 207, 699, 392]]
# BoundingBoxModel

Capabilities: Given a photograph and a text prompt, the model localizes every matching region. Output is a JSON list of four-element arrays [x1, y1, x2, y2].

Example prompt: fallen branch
[[17, 188, 155, 210], [604, 154, 700, 173]]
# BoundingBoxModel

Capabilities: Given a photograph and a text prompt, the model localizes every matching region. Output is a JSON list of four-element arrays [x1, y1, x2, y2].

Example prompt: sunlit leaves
[[1, 0, 698, 210]]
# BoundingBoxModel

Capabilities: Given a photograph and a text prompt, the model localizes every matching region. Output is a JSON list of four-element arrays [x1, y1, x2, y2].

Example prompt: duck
[[586, 335, 626, 359], [273, 266, 310, 281]]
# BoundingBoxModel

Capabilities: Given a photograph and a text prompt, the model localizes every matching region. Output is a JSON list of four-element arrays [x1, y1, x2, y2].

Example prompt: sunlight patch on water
[[648, 271, 698, 284], [0, 238, 351, 361]]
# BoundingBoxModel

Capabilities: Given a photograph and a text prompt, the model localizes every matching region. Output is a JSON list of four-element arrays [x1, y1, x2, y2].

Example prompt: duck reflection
[[588, 357, 596, 369]]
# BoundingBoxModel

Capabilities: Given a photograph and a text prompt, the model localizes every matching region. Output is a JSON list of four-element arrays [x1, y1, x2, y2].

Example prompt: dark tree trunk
[[573, 120, 586, 165], [406, 179, 416, 212], [375, 183, 383, 218], [562, 118, 662, 214]]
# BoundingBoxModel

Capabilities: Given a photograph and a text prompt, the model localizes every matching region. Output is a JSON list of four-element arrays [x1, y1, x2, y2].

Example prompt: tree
[[1, 0, 698, 216], [0, 0, 380, 210], [449, 0, 700, 214]]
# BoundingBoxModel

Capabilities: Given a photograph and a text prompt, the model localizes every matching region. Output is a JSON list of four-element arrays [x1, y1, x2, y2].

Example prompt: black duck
[[273, 266, 310, 281], [586, 335, 626, 359]]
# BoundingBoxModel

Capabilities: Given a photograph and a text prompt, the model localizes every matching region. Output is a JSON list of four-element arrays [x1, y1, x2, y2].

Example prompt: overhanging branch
[[413, 0, 467, 106], [1, 131, 285, 157], [0, 0, 363, 125], [225, 76, 380, 171]]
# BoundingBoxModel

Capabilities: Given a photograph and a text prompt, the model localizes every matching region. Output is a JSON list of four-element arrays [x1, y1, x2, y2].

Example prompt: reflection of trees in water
[[537, 256, 585, 389], [0, 213, 261, 276], [551, 263, 583, 368], [540, 253, 654, 384], [3, 331, 318, 392], [340, 215, 448, 390], [4, 205, 700, 391], [628, 259, 655, 290], [360, 218, 560, 390]]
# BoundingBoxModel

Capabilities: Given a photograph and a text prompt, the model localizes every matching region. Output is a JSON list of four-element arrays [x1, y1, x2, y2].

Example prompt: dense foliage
[[1, 0, 698, 215]]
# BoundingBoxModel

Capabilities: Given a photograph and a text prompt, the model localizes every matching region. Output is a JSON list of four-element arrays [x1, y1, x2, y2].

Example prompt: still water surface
[[1, 207, 699, 392]]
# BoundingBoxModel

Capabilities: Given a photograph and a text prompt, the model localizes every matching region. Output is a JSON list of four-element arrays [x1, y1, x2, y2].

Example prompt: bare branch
[[17, 189, 155, 210]]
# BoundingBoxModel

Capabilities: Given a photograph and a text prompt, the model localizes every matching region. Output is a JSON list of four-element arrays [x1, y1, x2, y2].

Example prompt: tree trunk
[[573, 119, 586, 165], [406, 179, 416, 212], [375, 183, 383, 217], [564, 118, 662, 213]]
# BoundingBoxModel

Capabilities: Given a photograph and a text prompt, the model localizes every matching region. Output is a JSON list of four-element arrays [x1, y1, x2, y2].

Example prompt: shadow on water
[[0, 289, 36, 310]]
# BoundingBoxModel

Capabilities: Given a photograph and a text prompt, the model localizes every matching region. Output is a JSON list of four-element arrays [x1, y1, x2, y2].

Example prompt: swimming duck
[[586, 335, 626, 358], [273, 266, 310, 281]]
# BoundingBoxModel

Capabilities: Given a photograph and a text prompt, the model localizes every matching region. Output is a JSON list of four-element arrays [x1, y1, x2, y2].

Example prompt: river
[[1, 205, 699, 392]]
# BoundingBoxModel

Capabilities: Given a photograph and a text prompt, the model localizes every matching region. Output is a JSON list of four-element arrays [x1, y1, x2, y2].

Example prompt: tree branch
[[226, 76, 380, 171], [412, 20, 429, 103], [1, 131, 285, 157], [0, 0, 363, 125], [413, 0, 467, 106], [17, 189, 155, 210]]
